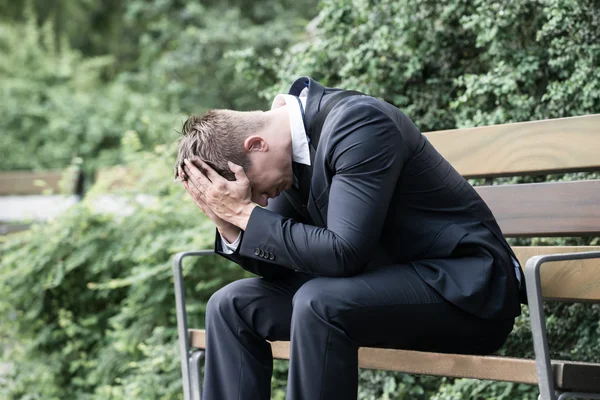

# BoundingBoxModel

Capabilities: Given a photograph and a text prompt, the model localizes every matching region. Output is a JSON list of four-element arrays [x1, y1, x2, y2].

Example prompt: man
[[175, 77, 525, 400]]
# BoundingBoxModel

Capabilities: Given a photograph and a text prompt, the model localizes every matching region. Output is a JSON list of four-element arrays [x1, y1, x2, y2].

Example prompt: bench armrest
[[172, 250, 215, 400], [524, 251, 600, 400]]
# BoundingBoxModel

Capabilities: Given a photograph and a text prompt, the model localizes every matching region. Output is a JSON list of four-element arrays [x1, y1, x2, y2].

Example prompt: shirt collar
[[270, 88, 311, 166]]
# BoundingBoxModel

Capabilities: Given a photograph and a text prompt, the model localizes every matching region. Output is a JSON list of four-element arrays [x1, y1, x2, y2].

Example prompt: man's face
[[245, 148, 294, 207]]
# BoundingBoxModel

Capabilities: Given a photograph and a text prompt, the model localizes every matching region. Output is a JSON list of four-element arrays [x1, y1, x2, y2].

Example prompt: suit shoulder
[[324, 96, 404, 147], [330, 95, 388, 119], [324, 96, 395, 137]]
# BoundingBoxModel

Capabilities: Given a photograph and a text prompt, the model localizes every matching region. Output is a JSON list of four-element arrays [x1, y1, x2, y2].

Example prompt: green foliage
[[0, 0, 129, 67], [238, 0, 484, 131], [431, 379, 537, 400], [241, 0, 600, 129], [121, 0, 318, 113], [0, 0, 318, 173], [451, 0, 600, 126], [0, 11, 176, 174]]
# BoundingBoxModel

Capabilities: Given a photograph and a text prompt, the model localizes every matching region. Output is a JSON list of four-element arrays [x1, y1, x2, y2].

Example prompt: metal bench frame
[[173, 250, 212, 400], [525, 251, 600, 400]]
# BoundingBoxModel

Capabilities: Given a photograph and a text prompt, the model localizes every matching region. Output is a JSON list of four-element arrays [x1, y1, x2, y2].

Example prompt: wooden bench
[[172, 113, 600, 400], [0, 169, 83, 235]]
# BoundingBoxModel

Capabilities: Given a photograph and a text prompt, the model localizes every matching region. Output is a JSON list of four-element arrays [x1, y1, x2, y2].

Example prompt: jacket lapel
[[288, 76, 326, 136], [287, 77, 328, 227]]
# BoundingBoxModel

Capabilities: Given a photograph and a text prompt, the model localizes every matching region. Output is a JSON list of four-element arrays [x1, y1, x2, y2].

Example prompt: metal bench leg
[[525, 252, 600, 400], [190, 350, 205, 400], [173, 250, 214, 400], [526, 255, 557, 400]]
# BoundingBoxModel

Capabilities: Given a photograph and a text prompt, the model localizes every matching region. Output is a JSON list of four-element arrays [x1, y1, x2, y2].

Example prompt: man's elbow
[[330, 237, 368, 277]]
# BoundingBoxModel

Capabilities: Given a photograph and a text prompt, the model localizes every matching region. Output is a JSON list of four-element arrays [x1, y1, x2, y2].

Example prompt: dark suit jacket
[[215, 77, 524, 320]]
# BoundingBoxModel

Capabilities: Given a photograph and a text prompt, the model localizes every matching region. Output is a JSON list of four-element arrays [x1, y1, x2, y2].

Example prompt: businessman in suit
[[176, 77, 525, 400]]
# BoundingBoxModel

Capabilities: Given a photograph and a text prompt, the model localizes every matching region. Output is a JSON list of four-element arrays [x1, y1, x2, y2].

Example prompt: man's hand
[[178, 164, 241, 242], [181, 158, 256, 231]]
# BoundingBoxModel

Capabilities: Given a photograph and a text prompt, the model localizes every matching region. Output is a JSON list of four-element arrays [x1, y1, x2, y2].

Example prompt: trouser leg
[[286, 264, 515, 400], [202, 273, 311, 400], [287, 283, 360, 400]]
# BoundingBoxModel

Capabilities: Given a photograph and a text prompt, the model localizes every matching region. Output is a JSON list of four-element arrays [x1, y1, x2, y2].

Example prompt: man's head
[[175, 107, 294, 207]]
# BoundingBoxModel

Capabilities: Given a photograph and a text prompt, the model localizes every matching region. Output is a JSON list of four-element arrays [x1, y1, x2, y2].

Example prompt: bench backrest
[[0, 169, 83, 196], [0, 169, 83, 234], [424, 114, 600, 301]]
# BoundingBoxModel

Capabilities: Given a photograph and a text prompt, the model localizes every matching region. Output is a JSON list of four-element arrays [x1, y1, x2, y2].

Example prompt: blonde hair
[[174, 109, 267, 181]]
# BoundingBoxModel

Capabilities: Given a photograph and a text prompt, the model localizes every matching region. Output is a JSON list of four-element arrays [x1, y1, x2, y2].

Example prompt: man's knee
[[206, 284, 233, 323], [206, 278, 257, 323], [291, 278, 338, 324]]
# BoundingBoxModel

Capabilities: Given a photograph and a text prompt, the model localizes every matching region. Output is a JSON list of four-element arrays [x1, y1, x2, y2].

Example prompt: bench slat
[[0, 170, 80, 195], [425, 114, 600, 178], [356, 347, 537, 384], [557, 361, 600, 392], [475, 180, 600, 237], [190, 330, 600, 389], [513, 246, 600, 301]]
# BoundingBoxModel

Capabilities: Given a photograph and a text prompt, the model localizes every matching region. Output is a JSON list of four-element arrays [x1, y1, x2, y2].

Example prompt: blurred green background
[[1, 0, 599, 399]]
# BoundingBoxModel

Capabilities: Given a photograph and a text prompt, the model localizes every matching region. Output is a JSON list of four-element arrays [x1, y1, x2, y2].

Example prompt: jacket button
[[254, 248, 260, 256], [259, 249, 264, 257], [269, 253, 275, 260]]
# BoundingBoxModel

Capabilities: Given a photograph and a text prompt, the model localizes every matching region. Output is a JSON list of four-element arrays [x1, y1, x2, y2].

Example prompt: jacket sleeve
[[214, 188, 307, 279], [239, 103, 408, 277]]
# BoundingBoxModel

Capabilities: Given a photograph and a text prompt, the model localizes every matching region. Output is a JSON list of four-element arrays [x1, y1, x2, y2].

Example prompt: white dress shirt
[[220, 89, 310, 254]]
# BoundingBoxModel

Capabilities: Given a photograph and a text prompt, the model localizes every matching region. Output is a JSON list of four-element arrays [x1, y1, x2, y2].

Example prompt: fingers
[[183, 179, 216, 216], [181, 158, 250, 206], [187, 158, 225, 183], [227, 161, 248, 183], [181, 160, 221, 205], [183, 159, 212, 188], [178, 165, 187, 181], [183, 178, 205, 202]]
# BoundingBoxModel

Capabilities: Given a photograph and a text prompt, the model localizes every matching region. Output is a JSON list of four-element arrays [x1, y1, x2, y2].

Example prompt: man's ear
[[244, 135, 268, 152]]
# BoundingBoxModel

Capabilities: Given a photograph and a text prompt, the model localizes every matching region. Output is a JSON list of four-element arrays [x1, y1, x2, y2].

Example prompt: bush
[[239, 0, 600, 129], [0, 12, 176, 175]]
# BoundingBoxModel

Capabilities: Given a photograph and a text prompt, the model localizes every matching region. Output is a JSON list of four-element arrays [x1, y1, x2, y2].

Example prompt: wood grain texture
[[475, 180, 600, 237], [511, 246, 599, 264], [425, 114, 600, 178], [189, 329, 600, 388], [0, 170, 80, 195], [356, 347, 538, 384], [513, 246, 600, 300]]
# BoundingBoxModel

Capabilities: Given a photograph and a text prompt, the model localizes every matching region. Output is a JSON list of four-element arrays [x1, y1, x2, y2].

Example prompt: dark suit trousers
[[202, 263, 515, 400]]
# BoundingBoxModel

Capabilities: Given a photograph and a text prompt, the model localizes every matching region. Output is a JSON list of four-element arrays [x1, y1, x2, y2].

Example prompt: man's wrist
[[234, 203, 257, 231], [217, 224, 241, 244]]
